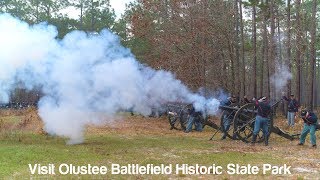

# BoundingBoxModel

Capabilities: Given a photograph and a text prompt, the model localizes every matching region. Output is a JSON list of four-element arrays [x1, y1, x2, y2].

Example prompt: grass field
[[0, 108, 319, 179]]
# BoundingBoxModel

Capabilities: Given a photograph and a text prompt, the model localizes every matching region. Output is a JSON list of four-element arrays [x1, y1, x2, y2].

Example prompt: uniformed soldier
[[298, 110, 318, 148]]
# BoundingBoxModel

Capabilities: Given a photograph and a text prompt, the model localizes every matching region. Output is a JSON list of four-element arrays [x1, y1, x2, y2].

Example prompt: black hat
[[300, 110, 307, 117], [290, 94, 294, 96]]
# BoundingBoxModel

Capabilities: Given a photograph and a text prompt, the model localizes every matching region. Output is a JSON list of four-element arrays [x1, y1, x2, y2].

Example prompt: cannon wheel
[[178, 106, 189, 130], [167, 104, 189, 130], [233, 103, 273, 143], [219, 104, 239, 139], [168, 113, 184, 130], [168, 111, 188, 130]]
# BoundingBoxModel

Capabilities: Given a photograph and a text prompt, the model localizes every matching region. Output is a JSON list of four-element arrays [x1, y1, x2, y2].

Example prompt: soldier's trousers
[[299, 123, 317, 145], [253, 115, 269, 137]]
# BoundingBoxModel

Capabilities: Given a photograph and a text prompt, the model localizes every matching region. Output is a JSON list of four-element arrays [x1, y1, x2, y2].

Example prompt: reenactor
[[220, 95, 237, 140], [298, 110, 318, 148], [185, 104, 203, 133], [251, 97, 271, 146], [282, 94, 299, 127]]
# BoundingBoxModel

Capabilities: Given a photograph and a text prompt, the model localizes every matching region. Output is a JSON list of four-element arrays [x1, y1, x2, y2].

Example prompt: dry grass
[[0, 107, 44, 134], [0, 109, 319, 179]]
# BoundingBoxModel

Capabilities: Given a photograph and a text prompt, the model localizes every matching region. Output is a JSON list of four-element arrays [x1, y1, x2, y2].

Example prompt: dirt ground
[[1, 108, 320, 178], [89, 113, 320, 179], [88, 112, 304, 139]]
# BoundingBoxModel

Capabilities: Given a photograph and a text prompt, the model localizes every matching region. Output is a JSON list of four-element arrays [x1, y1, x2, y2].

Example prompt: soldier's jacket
[[283, 96, 299, 112], [255, 100, 271, 118], [303, 112, 318, 125]]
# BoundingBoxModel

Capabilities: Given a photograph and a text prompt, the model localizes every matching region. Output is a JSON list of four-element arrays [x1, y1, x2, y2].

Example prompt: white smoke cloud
[[0, 14, 220, 144], [271, 63, 292, 96]]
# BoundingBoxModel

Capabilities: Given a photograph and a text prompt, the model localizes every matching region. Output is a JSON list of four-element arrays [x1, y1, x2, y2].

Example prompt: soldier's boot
[[232, 133, 237, 139], [264, 135, 269, 146], [221, 134, 226, 140], [251, 134, 257, 146]]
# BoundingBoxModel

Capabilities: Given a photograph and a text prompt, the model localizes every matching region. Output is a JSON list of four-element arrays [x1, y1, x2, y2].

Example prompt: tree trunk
[[229, 40, 236, 95], [268, 0, 276, 100], [252, 4, 257, 98], [239, 0, 246, 98], [276, 8, 285, 115], [276, 8, 282, 66], [316, 58, 319, 106], [91, 0, 95, 31], [295, 0, 302, 103], [234, 0, 240, 98], [309, 0, 317, 110], [261, 0, 268, 97], [222, 52, 228, 90], [286, 0, 291, 96], [46, 5, 51, 19], [36, 1, 39, 23], [80, 0, 84, 30]]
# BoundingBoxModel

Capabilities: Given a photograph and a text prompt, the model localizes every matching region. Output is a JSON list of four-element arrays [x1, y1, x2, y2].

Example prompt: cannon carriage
[[167, 102, 189, 130], [167, 102, 219, 131], [219, 101, 290, 143], [218, 100, 320, 143]]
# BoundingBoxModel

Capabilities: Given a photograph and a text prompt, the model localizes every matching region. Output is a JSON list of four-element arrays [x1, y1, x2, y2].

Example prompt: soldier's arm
[[308, 115, 317, 124]]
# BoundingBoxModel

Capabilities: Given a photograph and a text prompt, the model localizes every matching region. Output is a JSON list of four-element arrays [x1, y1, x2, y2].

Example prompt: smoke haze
[[271, 63, 292, 97], [0, 14, 220, 144]]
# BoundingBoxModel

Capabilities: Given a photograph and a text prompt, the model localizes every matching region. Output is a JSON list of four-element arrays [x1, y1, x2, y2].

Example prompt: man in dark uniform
[[251, 97, 271, 146], [283, 94, 299, 127], [220, 96, 237, 139], [185, 104, 203, 133], [298, 110, 318, 148], [243, 95, 251, 104]]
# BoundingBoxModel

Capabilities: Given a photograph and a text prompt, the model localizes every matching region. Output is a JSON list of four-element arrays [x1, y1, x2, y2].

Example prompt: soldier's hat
[[259, 96, 267, 102], [300, 109, 307, 117]]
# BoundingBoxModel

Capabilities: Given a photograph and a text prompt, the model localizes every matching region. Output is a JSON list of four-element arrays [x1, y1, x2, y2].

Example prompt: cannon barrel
[[219, 105, 240, 111], [219, 100, 281, 113]]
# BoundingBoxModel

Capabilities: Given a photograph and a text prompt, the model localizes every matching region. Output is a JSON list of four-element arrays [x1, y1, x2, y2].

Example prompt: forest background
[[1, 0, 319, 110]]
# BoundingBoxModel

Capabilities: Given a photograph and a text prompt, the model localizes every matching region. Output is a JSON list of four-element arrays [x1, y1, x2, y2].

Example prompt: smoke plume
[[271, 63, 292, 97], [0, 14, 220, 144]]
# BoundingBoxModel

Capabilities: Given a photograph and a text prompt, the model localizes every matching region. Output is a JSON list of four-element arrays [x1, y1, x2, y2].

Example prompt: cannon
[[167, 103, 189, 130], [216, 100, 303, 143], [166, 99, 312, 143], [167, 103, 219, 131]]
